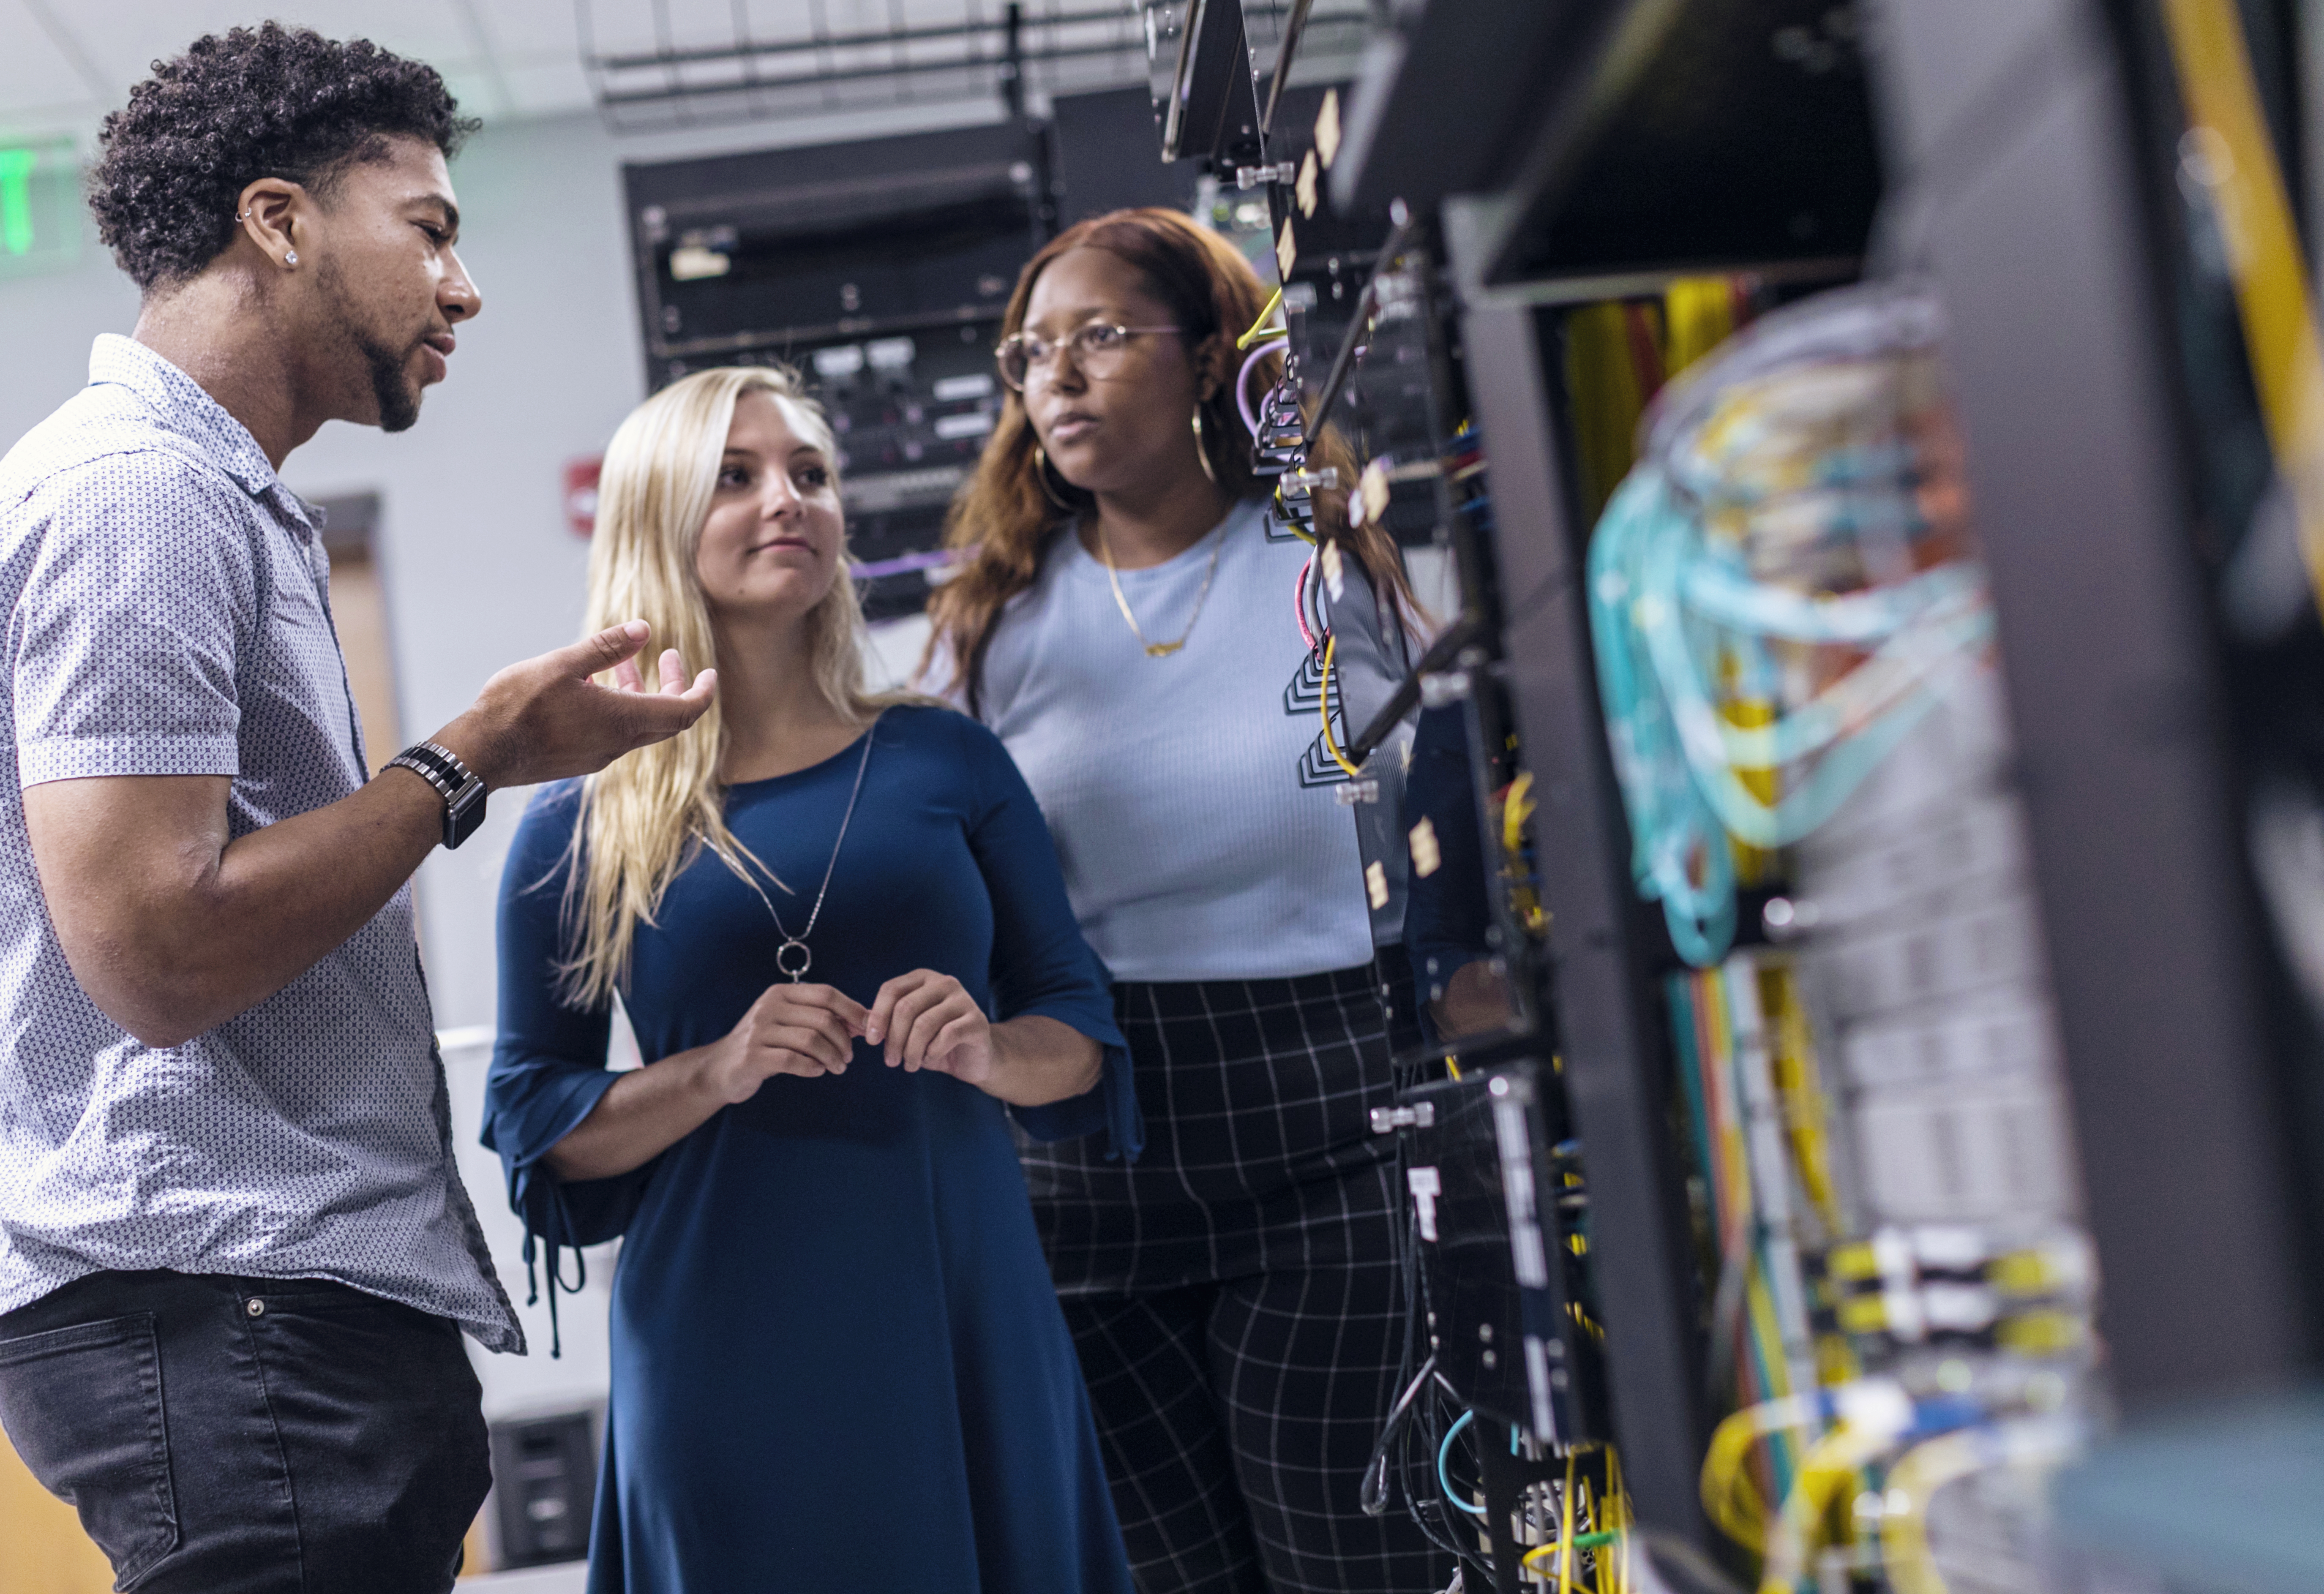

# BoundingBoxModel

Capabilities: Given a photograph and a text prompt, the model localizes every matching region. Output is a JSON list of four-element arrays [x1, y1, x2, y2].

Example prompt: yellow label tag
[[1296, 149, 1320, 218], [1315, 88, 1342, 169], [1359, 458, 1391, 526], [1276, 218, 1297, 278], [1409, 815, 1442, 878], [1364, 860, 1389, 910]]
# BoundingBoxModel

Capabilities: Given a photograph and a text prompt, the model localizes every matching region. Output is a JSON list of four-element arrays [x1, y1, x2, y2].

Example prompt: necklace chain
[[767, 714, 880, 982], [1097, 520, 1225, 659]]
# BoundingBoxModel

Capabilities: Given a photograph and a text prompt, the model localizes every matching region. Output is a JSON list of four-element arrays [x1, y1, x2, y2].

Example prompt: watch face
[[445, 782, 488, 849]]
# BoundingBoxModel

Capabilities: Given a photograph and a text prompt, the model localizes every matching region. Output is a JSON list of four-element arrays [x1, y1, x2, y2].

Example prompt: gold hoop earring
[[1192, 409, 1219, 485], [1032, 444, 1075, 512]]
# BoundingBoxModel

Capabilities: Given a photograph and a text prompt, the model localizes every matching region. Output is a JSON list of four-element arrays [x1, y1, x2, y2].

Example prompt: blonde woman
[[483, 366, 1138, 1594]]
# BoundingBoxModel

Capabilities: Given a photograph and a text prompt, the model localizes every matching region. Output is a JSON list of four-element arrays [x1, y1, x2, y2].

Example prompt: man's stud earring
[[285, 251, 297, 266]]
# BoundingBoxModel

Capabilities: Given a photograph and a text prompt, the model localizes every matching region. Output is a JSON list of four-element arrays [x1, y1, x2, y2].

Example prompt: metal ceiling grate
[[576, 0, 1154, 130]]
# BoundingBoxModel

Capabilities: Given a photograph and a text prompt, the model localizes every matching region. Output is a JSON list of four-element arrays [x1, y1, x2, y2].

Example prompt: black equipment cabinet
[[1401, 1064, 1608, 1448], [624, 121, 1049, 382], [616, 97, 1213, 620], [621, 122, 1049, 619], [1310, 0, 2324, 1575]]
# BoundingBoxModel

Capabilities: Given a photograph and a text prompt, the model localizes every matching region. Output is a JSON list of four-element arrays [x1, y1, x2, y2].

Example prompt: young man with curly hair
[[0, 25, 716, 1592]]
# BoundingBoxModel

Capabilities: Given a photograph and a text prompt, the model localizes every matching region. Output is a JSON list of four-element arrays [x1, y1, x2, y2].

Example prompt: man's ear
[[232, 177, 306, 270]]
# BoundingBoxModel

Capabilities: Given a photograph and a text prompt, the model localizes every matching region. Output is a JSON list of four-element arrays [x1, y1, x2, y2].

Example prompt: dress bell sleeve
[[957, 716, 1143, 1161], [482, 786, 659, 1345]]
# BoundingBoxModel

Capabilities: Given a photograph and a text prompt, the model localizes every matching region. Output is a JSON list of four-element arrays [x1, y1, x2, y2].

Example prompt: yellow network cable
[[1699, 975, 1753, 1244], [1724, 693, 1778, 885], [1744, 1271, 1791, 1400], [1607, 1448, 1632, 1594], [1699, 1395, 1820, 1550], [1560, 1448, 1580, 1594], [1664, 277, 1739, 379], [1565, 302, 1656, 526], [1319, 633, 1364, 779], [1879, 1432, 1982, 1594], [1705, 972, 1792, 1457], [1763, 965, 1843, 1233], [1757, 1422, 1886, 1594], [1238, 286, 1287, 349], [1503, 770, 1536, 859], [1270, 480, 1320, 543], [1578, 1477, 1600, 1594], [1522, 1529, 1629, 1591], [1741, 1265, 1800, 1502], [2161, 0, 2324, 619], [1517, 1451, 1634, 1594], [1498, 771, 1549, 935]]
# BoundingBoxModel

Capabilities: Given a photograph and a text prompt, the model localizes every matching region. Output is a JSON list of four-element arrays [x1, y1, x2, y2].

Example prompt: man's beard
[[319, 257, 424, 433], [362, 332, 423, 434]]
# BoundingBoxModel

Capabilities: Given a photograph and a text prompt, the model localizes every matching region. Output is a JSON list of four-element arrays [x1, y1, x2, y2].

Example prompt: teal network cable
[[1586, 398, 1996, 965]]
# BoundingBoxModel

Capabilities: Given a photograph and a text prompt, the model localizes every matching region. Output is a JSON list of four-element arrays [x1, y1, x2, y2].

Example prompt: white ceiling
[[0, 0, 1137, 146], [0, 0, 593, 144]]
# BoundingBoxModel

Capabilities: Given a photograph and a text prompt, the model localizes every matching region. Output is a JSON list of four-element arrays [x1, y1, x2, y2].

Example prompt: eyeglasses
[[996, 323, 1183, 391]]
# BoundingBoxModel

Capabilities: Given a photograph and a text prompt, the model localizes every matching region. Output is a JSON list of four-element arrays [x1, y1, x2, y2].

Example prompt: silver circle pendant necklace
[[766, 714, 880, 982]]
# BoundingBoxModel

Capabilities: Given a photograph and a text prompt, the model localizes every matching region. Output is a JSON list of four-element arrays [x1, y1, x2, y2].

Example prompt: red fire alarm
[[564, 456, 603, 537]]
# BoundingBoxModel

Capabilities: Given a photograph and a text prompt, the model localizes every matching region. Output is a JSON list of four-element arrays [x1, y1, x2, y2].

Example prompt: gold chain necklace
[[1095, 521, 1225, 658]]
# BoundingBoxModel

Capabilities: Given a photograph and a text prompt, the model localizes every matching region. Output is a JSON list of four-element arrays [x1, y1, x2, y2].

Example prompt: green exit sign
[[0, 140, 81, 278]]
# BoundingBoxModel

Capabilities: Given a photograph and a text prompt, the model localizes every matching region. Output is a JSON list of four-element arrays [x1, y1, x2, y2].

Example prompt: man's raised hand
[[439, 620, 717, 789]]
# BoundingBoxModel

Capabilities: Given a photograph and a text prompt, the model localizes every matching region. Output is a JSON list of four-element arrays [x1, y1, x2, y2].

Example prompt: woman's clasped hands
[[867, 969, 995, 1084], [703, 970, 994, 1104]]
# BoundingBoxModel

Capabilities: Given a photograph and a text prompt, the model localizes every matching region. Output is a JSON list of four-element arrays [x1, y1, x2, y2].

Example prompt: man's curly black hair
[[90, 22, 479, 292]]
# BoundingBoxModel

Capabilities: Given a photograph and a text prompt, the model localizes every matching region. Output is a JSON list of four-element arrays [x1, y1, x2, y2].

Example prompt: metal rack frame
[[1334, 0, 2324, 1559], [1444, 201, 1718, 1545], [1883, 0, 2319, 1398]]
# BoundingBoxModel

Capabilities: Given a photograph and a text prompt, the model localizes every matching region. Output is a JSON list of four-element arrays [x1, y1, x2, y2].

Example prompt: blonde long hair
[[560, 365, 911, 1006]]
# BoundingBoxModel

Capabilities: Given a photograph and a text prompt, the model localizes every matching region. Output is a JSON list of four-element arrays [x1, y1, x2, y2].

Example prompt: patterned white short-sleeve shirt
[[0, 335, 520, 1352]]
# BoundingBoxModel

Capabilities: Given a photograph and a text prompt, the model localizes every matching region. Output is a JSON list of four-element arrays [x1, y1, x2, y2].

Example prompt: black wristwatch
[[389, 740, 488, 849]]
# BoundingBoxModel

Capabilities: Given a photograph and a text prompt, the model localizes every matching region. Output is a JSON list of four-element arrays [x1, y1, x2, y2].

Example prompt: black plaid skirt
[[1018, 964, 1410, 1295]]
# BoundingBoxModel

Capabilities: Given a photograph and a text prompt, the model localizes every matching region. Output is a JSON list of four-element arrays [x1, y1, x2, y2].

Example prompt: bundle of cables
[[1699, 1378, 2079, 1594], [1586, 283, 1995, 967]]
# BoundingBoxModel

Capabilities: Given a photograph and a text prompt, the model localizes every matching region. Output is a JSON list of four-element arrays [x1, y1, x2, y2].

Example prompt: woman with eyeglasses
[[922, 208, 1446, 1593], [484, 366, 1138, 1593]]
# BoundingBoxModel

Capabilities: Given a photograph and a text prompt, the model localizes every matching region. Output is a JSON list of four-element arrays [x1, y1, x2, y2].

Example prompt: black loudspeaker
[[489, 1410, 597, 1568]]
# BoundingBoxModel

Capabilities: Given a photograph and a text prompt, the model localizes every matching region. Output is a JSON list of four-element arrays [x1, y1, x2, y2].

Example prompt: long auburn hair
[[922, 206, 1416, 712], [559, 365, 916, 1006]]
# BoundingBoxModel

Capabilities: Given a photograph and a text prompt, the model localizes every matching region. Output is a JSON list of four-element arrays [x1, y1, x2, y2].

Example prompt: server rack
[[1160, 0, 2324, 1586], [1325, 0, 1907, 1562]]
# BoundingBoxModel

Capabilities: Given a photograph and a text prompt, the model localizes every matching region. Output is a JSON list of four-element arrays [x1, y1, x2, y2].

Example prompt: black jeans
[[0, 1270, 490, 1593]]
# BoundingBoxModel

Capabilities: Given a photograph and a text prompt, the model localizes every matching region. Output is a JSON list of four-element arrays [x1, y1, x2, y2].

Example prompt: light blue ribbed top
[[971, 499, 1408, 982]]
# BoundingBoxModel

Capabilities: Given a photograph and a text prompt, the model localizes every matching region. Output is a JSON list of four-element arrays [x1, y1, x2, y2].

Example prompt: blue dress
[[483, 705, 1140, 1594]]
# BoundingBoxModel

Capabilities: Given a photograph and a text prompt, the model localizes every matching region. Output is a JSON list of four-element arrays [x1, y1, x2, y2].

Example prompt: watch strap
[[388, 741, 488, 850]]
